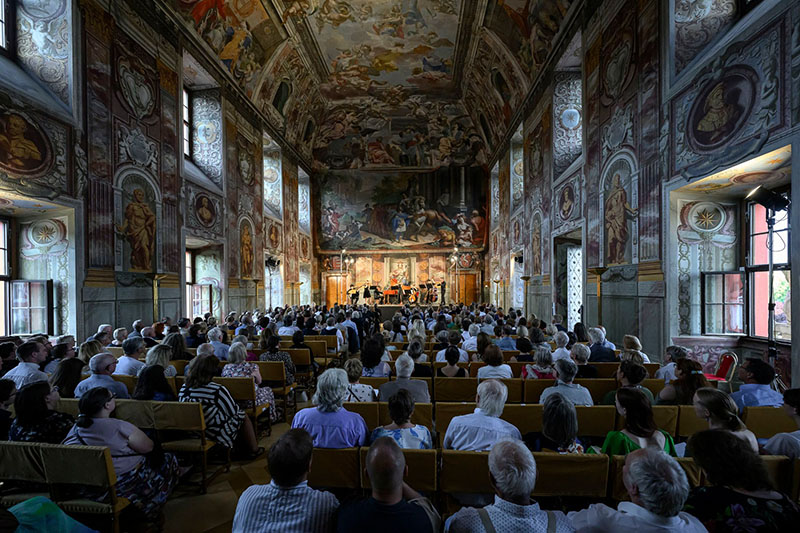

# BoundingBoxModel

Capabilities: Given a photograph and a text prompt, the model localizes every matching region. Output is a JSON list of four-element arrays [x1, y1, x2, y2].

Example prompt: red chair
[[704, 351, 738, 383]]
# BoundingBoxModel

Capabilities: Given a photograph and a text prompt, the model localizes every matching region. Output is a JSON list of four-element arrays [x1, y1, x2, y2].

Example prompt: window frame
[[9, 279, 54, 336], [0, 0, 16, 59], [183, 87, 192, 158], [0, 217, 9, 337], [700, 271, 747, 336]]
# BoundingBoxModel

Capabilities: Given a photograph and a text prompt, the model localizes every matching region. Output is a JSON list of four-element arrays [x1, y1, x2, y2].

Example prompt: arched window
[[272, 81, 292, 116]]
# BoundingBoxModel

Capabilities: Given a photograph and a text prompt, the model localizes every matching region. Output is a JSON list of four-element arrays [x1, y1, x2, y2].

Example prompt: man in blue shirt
[[731, 358, 783, 412], [206, 327, 229, 361], [74, 353, 130, 399]]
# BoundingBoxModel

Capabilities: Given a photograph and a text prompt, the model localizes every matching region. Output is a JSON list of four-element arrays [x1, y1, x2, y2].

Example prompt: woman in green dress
[[596, 387, 676, 455]]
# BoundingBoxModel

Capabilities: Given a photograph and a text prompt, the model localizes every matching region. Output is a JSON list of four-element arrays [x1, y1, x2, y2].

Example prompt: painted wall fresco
[[674, 0, 738, 75], [282, 155, 299, 283], [671, 18, 790, 180], [316, 167, 488, 251], [552, 71, 582, 179], [192, 89, 224, 188], [263, 140, 283, 220], [312, 97, 487, 170], [171, 0, 284, 98], [510, 140, 524, 214], [186, 185, 224, 238], [16, 0, 75, 110]]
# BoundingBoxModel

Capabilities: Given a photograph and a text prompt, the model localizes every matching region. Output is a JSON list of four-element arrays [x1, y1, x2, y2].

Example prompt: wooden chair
[[0, 441, 50, 508], [742, 406, 797, 439], [286, 348, 313, 389], [155, 401, 227, 493], [213, 377, 270, 435], [307, 448, 361, 489], [501, 350, 520, 362], [113, 399, 155, 429], [642, 378, 666, 398], [106, 346, 124, 359], [434, 402, 475, 440], [500, 404, 542, 435], [111, 374, 137, 396], [434, 377, 477, 402], [41, 443, 130, 533], [761, 455, 794, 495], [522, 379, 557, 403], [343, 402, 380, 431], [677, 405, 707, 438], [578, 379, 618, 403], [255, 361, 295, 423], [56, 398, 80, 418], [616, 405, 678, 436], [359, 448, 438, 492], [501, 379, 524, 403], [170, 360, 188, 375], [576, 406, 618, 437]]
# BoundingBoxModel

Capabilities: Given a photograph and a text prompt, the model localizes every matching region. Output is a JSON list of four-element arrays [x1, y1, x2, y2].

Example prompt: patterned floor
[[163, 414, 295, 533]]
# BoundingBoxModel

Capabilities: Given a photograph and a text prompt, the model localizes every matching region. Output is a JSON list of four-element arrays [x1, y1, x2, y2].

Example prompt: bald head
[[366, 437, 405, 492]]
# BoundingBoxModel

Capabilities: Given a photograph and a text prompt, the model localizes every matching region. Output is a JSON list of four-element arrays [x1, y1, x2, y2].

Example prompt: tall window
[[183, 88, 191, 157], [185, 251, 193, 317], [0, 0, 13, 57], [0, 219, 9, 336], [185, 250, 212, 318]]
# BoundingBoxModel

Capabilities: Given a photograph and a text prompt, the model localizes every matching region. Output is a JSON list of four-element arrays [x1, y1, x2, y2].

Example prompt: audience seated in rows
[[379, 354, 430, 403], [436, 331, 469, 363], [77, 339, 103, 367], [43, 342, 75, 374], [509, 337, 533, 363], [477, 345, 513, 380], [337, 437, 441, 532], [764, 388, 800, 459], [63, 387, 183, 522], [570, 448, 705, 532], [49, 358, 86, 399], [692, 387, 758, 452], [656, 345, 689, 383], [114, 337, 146, 376], [540, 358, 593, 406], [684, 429, 800, 530], [522, 346, 556, 380], [495, 326, 516, 351], [525, 393, 585, 454], [222, 341, 275, 421], [185, 324, 206, 348], [622, 335, 650, 363], [461, 324, 480, 352], [446, 439, 572, 532], [444, 380, 521, 451], [142, 344, 177, 378], [179, 354, 263, 459], [3, 341, 48, 389], [8, 381, 72, 443], [601, 361, 654, 405], [658, 359, 708, 405], [207, 327, 230, 361], [75, 353, 130, 399], [437, 346, 467, 377], [292, 368, 368, 448], [110, 327, 127, 347], [360, 338, 392, 378], [371, 389, 432, 449], [471, 332, 493, 363], [588, 328, 617, 363], [162, 331, 193, 361], [597, 388, 676, 456], [408, 341, 433, 377], [731, 358, 783, 412], [344, 358, 375, 402], [571, 344, 597, 379], [258, 335, 296, 384], [552, 331, 571, 362], [233, 428, 339, 532]]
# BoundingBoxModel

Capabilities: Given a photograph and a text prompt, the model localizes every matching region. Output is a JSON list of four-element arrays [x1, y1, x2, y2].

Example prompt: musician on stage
[[348, 284, 359, 305], [362, 284, 371, 304], [440, 280, 447, 304]]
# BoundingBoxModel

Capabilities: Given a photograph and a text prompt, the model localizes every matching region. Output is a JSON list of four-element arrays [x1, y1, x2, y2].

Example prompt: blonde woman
[[77, 340, 104, 366], [222, 342, 276, 420], [408, 319, 426, 342], [693, 387, 758, 452], [141, 344, 178, 377], [622, 334, 650, 363]]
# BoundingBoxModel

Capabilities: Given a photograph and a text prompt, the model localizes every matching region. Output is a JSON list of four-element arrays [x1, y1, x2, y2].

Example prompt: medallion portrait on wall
[[0, 111, 53, 176], [687, 67, 758, 152], [458, 253, 475, 270], [240, 221, 254, 279], [267, 221, 282, 250], [559, 184, 575, 220], [512, 218, 521, 245], [194, 194, 216, 227]]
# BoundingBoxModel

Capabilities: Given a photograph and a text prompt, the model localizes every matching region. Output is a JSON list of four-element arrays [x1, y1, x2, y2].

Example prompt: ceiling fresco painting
[[681, 145, 791, 197]]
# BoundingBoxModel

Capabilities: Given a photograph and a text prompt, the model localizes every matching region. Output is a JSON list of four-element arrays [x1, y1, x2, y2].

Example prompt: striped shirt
[[232, 480, 339, 533], [178, 381, 244, 448]]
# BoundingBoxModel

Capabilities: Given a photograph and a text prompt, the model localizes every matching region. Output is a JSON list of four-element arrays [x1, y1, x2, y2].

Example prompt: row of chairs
[[356, 376, 674, 403], [343, 403, 796, 444], [305, 447, 798, 507], [385, 360, 661, 379]]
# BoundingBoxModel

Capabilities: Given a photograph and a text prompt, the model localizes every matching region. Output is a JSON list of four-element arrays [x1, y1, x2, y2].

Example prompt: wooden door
[[326, 276, 347, 308], [456, 274, 478, 305]]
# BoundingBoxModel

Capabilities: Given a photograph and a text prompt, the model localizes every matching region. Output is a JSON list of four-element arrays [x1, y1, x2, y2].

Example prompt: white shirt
[[461, 331, 471, 342], [114, 355, 145, 376], [443, 408, 522, 451], [552, 347, 571, 362], [656, 362, 677, 383], [477, 365, 513, 380], [447, 495, 574, 533], [3, 362, 49, 389], [462, 337, 478, 352], [278, 326, 299, 336], [233, 480, 339, 533], [569, 501, 707, 533], [764, 429, 800, 459], [436, 347, 469, 363]]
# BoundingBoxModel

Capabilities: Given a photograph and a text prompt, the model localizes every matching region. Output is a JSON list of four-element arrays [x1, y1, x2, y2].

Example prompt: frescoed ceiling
[[160, 0, 579, 168], [679, 145, 791, 198]]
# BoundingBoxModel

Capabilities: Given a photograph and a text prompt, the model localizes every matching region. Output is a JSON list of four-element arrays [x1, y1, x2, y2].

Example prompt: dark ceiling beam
[[485, 0, 587, 167]]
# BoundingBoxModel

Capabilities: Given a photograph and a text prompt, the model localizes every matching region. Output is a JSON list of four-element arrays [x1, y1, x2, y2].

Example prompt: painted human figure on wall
[[531, 215, 542, 275], [696, 81, 740, 144], [0, 113, 43, 171], [604, 172, 637, 265], [241, 223, 253, 278], [118, 188, 156, 271]]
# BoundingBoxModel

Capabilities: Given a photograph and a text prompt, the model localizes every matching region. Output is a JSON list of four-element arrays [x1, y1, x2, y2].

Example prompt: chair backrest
[[307, 448, 361, 489], [343, 402, 380, 431], [42, 443, 117, 488], [435, 402, 476, 436], [577, 379, 618, 403], [609, 455, 705, 500], [523, 379, 555, 403], [212, 377, 257, 403], [255, 361, 287, 385], [501, 350, 520, 362], [593, 363, 620, 378], [500, 379, 523, 403], [742, 406, 797, 439], [311, 335, 339, 352], [0, 441, 48, 484], [413, 377, 433, 398], [434, 377, 477, 402], [500, 404, 542, 435], [305, 341, 328, 360], [761, 455, 793, 495], [360, 377, 390, 389], [112, 374, 137, 395], [642, 379, 666, 397], [171, 360, 188, 375], [616, 405, 678, 436], [359, 448, 438, 492], [715, 352, 738, 380], [677, 405, 707, 438], [114, 398, 156, 429], [576, 406, 617, 437], [153, 401, 206, 431], [378, 402, 433, 432], [56, 398, 80, 418], [286, 348, 312, 366], [107, 346, 124, 359]]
